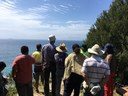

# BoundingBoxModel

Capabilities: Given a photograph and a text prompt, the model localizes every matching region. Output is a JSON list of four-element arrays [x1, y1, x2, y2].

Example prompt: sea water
[[0, 39, 83, 75]]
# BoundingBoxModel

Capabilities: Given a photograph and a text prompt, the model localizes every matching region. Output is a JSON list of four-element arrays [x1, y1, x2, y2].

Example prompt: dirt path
[[33, 82, 65, 96]]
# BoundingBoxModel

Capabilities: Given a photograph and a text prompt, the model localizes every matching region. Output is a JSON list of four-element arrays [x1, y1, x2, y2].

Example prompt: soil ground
[[33, 82, 121, 96]]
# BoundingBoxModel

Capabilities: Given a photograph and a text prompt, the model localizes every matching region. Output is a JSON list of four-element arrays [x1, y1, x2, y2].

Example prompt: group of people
[[0, 34, 119, 96]]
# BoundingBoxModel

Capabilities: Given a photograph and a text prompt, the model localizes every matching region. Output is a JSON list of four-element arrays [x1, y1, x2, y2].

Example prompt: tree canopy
[[84, 0, 128, 84]]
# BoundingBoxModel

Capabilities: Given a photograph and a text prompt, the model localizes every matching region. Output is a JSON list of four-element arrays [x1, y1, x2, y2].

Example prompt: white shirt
[[81, 55, 110, 83]]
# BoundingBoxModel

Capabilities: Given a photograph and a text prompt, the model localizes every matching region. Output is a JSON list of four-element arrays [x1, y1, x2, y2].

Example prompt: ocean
[[0, 39, 83, 75]]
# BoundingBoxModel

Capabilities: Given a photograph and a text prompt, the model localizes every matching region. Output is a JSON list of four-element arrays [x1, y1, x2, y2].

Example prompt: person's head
[[104, 43, 114, 54], [56, 43, 67, 53], [48, 34, 56, 44], [72, 44, 80, 54], [0, 61, 6, 71], [88, 44, 103, 56], [36, 44, 42, 51], [21, 46, 29, 55]]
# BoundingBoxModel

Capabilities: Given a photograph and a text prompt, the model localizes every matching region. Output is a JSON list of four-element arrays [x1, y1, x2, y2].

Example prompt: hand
[[89, 83, 94, 89], [124, 92, 128, 96], [83, 81, 88, 88], [90, 85, 101, 95], [82, 82, 94, 89]]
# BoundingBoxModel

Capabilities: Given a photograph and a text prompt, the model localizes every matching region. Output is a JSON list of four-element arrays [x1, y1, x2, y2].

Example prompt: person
[[0, 61, 8, 96], [63, 43, 85, 96], [103, 43, 117, 96], [80, 44, 90, 58], [54, 43, 68, 96], [12, 46, 35, 96], [81, 44, 110, 96], [32, 44, 44, 93], [42, 34, 57, 96]]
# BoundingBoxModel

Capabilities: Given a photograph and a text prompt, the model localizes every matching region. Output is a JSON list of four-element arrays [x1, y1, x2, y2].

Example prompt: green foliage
[[7, 87, 17, 96], [6, 73, 17, 96], [84, 0, 128, 84]]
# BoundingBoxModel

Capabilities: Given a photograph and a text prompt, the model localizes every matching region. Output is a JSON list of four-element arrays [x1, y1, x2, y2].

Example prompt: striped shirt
[[81, 55, 110, 83]]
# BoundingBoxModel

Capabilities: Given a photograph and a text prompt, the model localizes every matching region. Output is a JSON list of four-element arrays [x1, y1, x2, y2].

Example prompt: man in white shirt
[[81, 44, 110, 96]]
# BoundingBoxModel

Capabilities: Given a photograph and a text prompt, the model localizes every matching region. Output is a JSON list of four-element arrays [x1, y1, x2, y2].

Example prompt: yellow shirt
[[32, 51, 42, 63], [63, 52, 85, 79]]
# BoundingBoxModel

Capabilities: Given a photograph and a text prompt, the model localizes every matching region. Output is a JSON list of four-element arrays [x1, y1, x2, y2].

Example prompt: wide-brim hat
[[88, 44, 104, 56], [48, 34, 56, 42], [56, 43, 67, 53]]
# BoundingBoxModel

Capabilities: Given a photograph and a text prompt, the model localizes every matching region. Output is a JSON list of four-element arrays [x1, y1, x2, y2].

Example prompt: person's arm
[[124, 92, 128, 96], [42, 46, 51, 69], [42, 45, 51, 63], [63, 56, 71, 80], [100, 61, 110, 87], [54, 54, 59, 65], [106, 54, 112, 64], [82, 72, 90, 86], [65, 56, 70, 67], [81, 60, 90, 86], [31, 56, 35, 64], [12, 60, 17, 79]]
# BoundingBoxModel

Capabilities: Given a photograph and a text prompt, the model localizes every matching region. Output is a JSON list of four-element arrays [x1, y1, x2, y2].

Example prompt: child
[[0, 61, 8, 96]]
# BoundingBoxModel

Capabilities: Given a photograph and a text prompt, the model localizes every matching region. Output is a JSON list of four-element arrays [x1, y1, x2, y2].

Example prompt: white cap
[[48, 34, 56, 42]]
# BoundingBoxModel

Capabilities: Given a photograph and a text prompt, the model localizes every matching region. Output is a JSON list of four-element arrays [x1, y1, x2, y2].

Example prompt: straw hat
[[48, 34, 56, 42], [56, 43, 67, 52], [88, 44, 103, 56]]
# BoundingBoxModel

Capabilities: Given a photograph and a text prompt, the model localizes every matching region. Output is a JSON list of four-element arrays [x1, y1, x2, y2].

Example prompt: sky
[[0, 0, 113, 40]]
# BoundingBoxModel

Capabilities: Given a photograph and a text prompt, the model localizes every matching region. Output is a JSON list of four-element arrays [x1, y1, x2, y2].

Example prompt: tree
[[84, 0, 128, 84]]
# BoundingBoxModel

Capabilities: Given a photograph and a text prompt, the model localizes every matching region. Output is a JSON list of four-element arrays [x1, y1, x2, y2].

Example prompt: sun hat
[[48, 34, 56, 42], [88, 44, 104, 56], [56, 43, 67, 52]]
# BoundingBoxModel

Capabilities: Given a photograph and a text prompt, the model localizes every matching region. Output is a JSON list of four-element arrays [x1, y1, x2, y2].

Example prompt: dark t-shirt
[[54, 52, 68, 76], [42, 43, 56, 69]]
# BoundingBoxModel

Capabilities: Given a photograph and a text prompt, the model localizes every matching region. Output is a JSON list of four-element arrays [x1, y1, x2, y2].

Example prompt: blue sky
[[0, 0, 112, 40]]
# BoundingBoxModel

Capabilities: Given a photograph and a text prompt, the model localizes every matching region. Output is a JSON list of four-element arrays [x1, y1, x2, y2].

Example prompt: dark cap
[[72, 44, 80, 51]]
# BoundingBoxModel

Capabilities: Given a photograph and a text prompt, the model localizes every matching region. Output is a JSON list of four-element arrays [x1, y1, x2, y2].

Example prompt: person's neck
[[74, 52, 80, 55], [23, 53, 28, 55], [50, 41, 55, 45], [37, 50, 41, 52], [50, 43, 54, 45]]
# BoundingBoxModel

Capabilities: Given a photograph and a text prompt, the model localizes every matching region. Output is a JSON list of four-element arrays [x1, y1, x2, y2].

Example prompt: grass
[[5, 73, 122, 96]]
